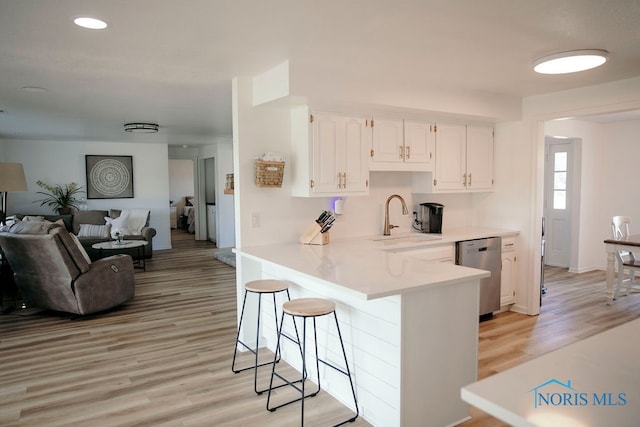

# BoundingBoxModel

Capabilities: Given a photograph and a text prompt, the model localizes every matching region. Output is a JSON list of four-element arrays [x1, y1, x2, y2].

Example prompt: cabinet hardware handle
[[469, 173, 472, 186], [310, 179, 315, 188], [399, 146, 404, 160], [405, 146, 410, 159], [337, 172, 342, 189], [343, 172, 347, 188], [463, 173, 467, 186]]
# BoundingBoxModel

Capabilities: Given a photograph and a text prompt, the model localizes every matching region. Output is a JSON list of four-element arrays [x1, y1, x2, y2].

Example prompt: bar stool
[[266, 297, 359, 426], [232, 279, 293, 394]]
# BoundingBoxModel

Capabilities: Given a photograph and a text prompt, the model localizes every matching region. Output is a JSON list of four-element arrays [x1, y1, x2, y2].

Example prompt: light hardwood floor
[[1, 231, 639, 426]]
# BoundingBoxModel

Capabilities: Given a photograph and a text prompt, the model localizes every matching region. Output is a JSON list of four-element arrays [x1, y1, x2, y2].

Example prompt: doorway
[[543, 137, 580, 268], [168, 158, 195, 243]]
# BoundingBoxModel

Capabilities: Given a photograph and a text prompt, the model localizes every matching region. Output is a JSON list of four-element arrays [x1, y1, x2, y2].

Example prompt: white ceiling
[[1, 0, 639, 145]]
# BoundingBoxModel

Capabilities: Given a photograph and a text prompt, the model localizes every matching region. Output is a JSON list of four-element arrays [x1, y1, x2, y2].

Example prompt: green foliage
[[34, 180, 85, 212]]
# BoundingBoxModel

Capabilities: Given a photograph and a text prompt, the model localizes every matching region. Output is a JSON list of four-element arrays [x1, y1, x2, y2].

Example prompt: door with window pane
[[544, 139, 573, 267]]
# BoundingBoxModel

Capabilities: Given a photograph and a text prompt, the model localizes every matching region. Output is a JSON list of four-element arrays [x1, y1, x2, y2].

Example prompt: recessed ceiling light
[[533, 49, 608, 74], [74, 17, 108, 30], [124, 123, 159, 133]]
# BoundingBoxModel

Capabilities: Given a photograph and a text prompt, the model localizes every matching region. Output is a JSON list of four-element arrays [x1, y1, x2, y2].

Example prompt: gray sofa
[[0, 221, 135, 315], [15, 209, 156, 260]]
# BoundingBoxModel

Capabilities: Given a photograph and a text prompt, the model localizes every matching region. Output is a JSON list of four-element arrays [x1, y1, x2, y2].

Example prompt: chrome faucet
[[383, 194, 409, 236]]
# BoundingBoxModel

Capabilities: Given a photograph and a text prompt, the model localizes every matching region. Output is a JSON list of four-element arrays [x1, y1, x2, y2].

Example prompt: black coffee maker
[[417, 202, 444, 234]]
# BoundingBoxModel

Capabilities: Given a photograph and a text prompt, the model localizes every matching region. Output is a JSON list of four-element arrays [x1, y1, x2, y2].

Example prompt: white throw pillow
[[78, 224, 111, 238], [104, 213, 130, 238]]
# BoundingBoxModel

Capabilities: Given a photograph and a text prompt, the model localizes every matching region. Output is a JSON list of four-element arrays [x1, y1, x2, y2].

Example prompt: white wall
[[0, 139, 172, 250], [200, 141, 236, 248]]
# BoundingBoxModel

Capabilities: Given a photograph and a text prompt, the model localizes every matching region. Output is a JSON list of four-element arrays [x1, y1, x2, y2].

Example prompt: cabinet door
[[500, 238, 517, 306], [371, 118, 404, 163], [466, 125, 494, 190], [311, 113, 369, 195], [311, 113, 341, 194], [341, 116, 370, 193], [434, 123, 466, 191], [404, 120, 434, 167]]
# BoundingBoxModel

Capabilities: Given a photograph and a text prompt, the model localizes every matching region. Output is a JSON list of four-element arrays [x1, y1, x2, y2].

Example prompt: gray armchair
[[0, 221, 135, 315]]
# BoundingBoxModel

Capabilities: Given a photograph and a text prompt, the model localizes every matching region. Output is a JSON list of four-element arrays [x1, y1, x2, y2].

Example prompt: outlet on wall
[[250, 212, 260, 228]]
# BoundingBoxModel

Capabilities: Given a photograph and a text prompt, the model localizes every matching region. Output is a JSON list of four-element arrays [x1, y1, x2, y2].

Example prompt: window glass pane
[[554, 190, 566, 210], [554, 172, 567, 190], [554, 152, 567, 171]]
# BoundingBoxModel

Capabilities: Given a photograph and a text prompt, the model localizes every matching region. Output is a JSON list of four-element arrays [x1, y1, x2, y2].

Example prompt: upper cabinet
[[291, 107, 370, 197], [370, 118, 434, 172], [465, 125, 495, 191], [416, 122, 494, 193]]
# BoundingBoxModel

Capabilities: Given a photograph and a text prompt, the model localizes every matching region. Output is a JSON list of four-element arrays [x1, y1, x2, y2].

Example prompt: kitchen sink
[[371, 234, 443, 246]]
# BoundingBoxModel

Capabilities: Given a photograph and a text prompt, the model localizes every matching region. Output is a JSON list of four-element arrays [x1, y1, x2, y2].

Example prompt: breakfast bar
[[235, 235, 492, 427]]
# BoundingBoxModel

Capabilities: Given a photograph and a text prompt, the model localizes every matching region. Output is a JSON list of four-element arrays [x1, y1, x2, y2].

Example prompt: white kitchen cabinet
[[428, 123, 494, 192], [206, 204, 216, 242], [466, 125, 495, 190], [370, 118, 434, 172], [291, 107, 370, 197], [500, 237, 517, 306]]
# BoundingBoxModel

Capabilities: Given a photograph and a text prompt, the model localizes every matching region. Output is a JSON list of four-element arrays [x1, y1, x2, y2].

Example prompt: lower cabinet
[[500, 237, 517, 306]]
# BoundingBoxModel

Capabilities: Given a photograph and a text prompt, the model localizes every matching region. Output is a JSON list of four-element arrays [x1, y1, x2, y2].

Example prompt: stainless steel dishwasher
[[455, 237, 502, 318]]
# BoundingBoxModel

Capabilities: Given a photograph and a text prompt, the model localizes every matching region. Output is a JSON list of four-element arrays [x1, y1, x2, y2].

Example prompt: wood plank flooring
[[1, 231, 639, 426]]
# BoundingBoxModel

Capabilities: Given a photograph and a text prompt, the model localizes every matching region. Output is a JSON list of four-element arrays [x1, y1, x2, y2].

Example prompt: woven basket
[[255, 160, 285, 187]]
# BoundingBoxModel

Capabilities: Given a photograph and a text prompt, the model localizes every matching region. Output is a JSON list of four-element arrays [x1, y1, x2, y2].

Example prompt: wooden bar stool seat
[[266, 297, 359, 426], [232, 279, 292, 394]]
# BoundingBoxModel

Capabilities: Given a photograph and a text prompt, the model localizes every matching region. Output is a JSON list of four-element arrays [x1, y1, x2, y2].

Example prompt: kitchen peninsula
[[235, 227, 518, 426]]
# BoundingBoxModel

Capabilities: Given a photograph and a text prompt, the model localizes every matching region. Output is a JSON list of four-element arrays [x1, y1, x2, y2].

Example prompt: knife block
[[299, 222, 330, 245]]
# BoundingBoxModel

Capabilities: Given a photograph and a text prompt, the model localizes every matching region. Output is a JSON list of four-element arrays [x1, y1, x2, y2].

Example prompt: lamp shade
[[0, 162, 28, 192]]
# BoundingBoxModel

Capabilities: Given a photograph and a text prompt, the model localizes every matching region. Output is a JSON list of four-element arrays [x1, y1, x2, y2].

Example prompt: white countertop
[[235, 227, 518, 300], [461, 317, 640, 427]]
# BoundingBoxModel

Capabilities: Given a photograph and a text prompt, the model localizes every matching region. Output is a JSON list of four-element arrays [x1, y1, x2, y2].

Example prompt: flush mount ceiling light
[[533, 49, 608, 74], [74, 17, 108, 30], [124, 123, 159, 133]]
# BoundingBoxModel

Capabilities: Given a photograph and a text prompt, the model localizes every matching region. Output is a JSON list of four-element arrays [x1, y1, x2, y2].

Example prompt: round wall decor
[[90, 159, 130, 196]]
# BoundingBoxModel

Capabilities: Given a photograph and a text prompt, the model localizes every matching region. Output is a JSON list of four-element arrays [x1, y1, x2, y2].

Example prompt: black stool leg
[[231, 290, 249, 373], [232, 290, 284, 394], [331, 311, 359, 425]]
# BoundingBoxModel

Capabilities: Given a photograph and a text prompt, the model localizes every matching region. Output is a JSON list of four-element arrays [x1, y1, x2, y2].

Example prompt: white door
[[544, 138, 573, 267]]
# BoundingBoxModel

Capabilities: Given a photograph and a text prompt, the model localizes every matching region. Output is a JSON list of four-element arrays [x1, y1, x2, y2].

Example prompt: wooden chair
[[611, 216, 640, 298]]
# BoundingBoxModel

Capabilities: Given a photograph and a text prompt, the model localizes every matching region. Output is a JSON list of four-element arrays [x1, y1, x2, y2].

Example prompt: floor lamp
[[0, 163, 28, 225]]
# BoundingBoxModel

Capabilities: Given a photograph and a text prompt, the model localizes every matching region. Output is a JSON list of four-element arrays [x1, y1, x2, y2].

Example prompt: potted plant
[[34, 180, 85, 214]]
